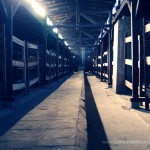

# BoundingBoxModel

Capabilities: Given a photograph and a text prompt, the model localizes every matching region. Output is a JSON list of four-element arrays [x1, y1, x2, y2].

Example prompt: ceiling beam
[[55, 14, 74, 25], [64, 38, 97, 40], [0, 0, 7, 20], [13, 0, 22, 16], [81, 31, 94, 38], [68, 45, 93, 47], [62, 31, 77, 39], [80, 13, 99, 25], [51, 24, 110, 28]]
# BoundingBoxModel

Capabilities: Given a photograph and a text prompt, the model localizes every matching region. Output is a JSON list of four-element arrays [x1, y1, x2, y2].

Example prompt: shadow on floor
[[85, 74, 111, 150], [0, 74, 72, 136]]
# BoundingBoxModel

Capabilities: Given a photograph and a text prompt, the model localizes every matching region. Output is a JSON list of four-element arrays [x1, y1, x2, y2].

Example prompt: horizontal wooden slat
[[12, 60, 24, 67], [46, 63, 50, 67], [28, 61, 38, 67], [46, 76, 50, 81], [146, 56, 150, 65], [51, 75, 55, 79], [50, 64, 55, 68], [29, 77, 39, 86], [125, 36, 132, 43], [103, 63, 108, 66], [98, 56, 101, 59], [103, 51, 107, 56], [125, 59, 132, 66], [145, 23, 150, 33], [28, 43, 38, 49], [125, 80, 132, 90], [98, 64, 101, 67], [13, 83, 25, 91], [13, 36, 24, 46], [103, 73, 108, 78], [51, 53, 56, 57], [105, 74, 108, 78], [46, 49, 50, 55]]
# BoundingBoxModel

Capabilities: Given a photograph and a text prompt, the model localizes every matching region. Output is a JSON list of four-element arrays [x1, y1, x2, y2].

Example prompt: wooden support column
[[108, 12, 113, 88], [108, 29, 113, 88], [25, 41, 29, 94], [100, 40, 104, 81], [130, 0, 139, 108], [42, 28, 47, 85], [56, 37, 60, 79], [138, 34, 144, 98], [62, 47, 65, 75], [96, 48, 99, 77], [4, 2, 14, 104], [143, 18, 150, 110]]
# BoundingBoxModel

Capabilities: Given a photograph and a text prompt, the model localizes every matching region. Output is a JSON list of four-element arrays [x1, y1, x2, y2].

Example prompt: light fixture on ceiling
[[46, 17, 53, 26], [64, 41, 68, 46], [52, 28, 58, 34], [58, 33, 63, 39], [25, 0, 46, 18]]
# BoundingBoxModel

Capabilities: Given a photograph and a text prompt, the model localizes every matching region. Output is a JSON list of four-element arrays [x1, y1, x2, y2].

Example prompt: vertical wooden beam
[[108, 30, 113, 88], [56, 37, 60, 79], [4, 3, 14, 104], [108, 12, 113, 88], [42, 29, 47, 85], [25, 41, 29, 94], [0, 0, 8, 22], [138, 34, 144, 98], [37, 43, 40, 85], [97, 45, 100, 78], [143, 18, 149, 110], [130, 0, 139, 108], [100, 40, 104, 81], [62, 47, 65, 75], [96, 48, 99, 77]]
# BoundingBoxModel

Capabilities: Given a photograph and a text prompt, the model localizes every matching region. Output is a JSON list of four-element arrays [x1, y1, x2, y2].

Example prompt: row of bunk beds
[[0, 1, 71, 104], [93, 0, 150, 110]]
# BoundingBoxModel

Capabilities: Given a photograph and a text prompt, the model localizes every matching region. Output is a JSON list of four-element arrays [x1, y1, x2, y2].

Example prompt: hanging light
[[64, 41, 68, 46], [53, 28, 58, 34], [58, 33, 63, 39], [46, 17, 53, 26], [25, 0, 46, 18]]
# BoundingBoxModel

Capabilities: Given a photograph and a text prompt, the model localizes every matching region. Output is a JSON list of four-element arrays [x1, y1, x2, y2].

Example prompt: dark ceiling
[[37, 0, 115, 52]]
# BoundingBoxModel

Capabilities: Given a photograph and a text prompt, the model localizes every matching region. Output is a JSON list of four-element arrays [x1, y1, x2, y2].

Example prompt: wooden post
[[108, 30, 113, 88], [4, 3, 14, 105], [130, 0, 139, 108], [25, 41, 29, 94], [62, 47, 65, 75], [143, 18, 150, 110], [56, 37, 60, 79], [138, 34, 144, 98], [100, 40, 104, 81], [42, 29, 47, 85], [96, 47, 99, 77]]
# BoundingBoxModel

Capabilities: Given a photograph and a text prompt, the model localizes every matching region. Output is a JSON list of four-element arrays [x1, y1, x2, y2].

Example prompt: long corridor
[[0, 72, 150, 150]]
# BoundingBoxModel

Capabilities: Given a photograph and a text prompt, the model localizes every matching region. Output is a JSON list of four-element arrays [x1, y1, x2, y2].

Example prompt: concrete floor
[[0, 72, 150, 150], [86, 74, 150, 150], [0, 72, 87, 150]]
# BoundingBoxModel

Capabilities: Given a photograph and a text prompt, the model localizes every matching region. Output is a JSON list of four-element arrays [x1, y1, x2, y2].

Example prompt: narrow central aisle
[[0, 72, 87, 150]]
